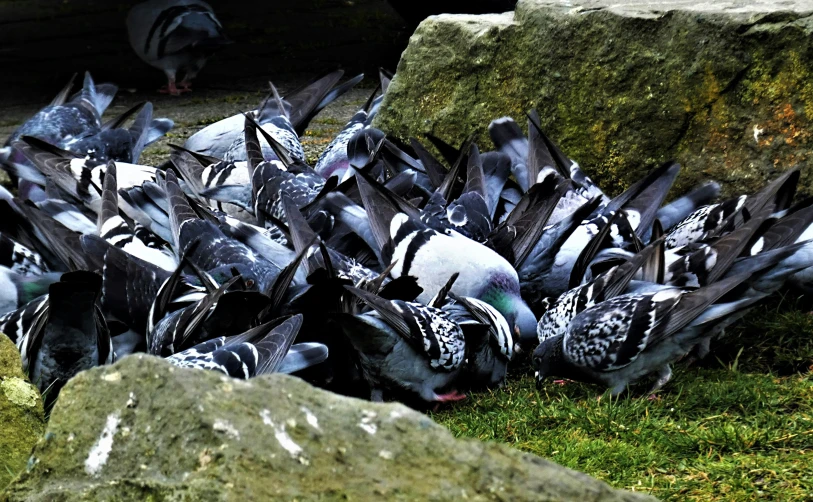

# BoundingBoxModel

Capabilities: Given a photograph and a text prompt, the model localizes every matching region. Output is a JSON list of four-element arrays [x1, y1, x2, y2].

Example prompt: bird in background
[[126, 0, 232, 95]]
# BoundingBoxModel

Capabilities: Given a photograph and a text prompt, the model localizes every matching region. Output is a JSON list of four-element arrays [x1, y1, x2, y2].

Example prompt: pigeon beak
[[534, 370, 544, 390]]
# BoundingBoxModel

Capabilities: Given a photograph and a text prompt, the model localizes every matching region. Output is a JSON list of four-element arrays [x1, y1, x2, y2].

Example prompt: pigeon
[[0, 271, 113, 395], [61, 102, 174, 165], [0, 232, 50, 276], [222, 86, 305, 163], [536, 234, 665, 344], [314, 83, 386, 180], [162, 169, 288, 294], [126, 0, 231, 95], [183, 71, 362, 158], [96, 162, 177, 271], [3, 73, 116, 184], [0, 268, 61, 318], [339, 286, 467, 402], [167, 314, 310, 378], [443, 292, 513, 390], [353, 172, 538, 343], [664, 169, 799, 250], [655, 181, 721, 233], [533, 273, 755, 395]]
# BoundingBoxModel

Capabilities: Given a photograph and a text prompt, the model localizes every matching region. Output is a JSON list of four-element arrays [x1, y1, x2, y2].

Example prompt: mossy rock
[[0, 334, 45, 491], [374, 0, 813, 197], [2, 355, 655, 501]]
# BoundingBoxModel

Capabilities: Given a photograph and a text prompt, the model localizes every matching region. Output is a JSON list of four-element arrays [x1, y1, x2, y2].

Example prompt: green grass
[[432, 295, 813, 501]]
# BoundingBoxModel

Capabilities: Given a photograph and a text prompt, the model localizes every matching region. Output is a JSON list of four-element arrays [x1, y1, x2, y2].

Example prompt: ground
[[2, 82, 812, 502], [0, 77, 377, 170], [434, 295, 813, 501]]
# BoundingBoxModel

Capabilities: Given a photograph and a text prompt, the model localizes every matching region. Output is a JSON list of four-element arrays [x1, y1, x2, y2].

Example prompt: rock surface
[[0, 334, 45, 490], [375, 0, 813, 197], [2, 355, 655, 501]]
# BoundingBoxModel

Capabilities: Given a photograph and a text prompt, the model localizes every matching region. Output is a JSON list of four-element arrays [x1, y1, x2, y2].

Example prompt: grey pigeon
[[359, 177, 538, 342], [183, 71, 362, 158], [0, 271, 114, 395], [3, 73, 116, 183], [127, 0, 231, 95]]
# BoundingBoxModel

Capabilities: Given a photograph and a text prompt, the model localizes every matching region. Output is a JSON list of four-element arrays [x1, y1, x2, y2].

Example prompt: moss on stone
[[375, 0, 813, 198], [0, 334, 45, 491], [2, 355, 655, 501]]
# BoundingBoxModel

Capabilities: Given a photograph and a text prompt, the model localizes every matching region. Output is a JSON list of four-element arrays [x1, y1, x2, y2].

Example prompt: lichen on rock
[[374, 0, 813, 198], [2, 355, 655, 501], [0, 334, 45, 491]]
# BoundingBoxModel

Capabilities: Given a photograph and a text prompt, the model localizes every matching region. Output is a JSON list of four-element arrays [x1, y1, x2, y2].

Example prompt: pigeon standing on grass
[[532, 274, 755, 395], [338, 286, 467, 403], [127, 0, 231, 95]]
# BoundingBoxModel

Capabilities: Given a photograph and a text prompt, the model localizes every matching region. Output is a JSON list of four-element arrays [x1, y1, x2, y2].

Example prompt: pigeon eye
[[245, 279, 255, 288]]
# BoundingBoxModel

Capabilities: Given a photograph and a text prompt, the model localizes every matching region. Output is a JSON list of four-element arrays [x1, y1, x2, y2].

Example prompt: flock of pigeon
[[1, 68, 811, 408]]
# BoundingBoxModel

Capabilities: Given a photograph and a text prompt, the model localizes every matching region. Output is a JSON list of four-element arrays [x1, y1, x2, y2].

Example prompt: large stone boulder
[[2, 355, 655, 501], [375, 0, 813, 197], [0, 334, 45, 490]]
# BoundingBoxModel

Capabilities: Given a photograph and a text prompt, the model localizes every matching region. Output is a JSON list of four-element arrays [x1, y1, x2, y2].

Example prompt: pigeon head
[[478, 273, 537, 344], [532, 334, 564, 389], [206, 263, 268, 293]]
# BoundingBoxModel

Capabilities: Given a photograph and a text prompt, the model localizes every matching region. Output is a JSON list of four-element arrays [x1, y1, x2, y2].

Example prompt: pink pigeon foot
[[158, 78, 187, 96], [435, 390, 467, 402]]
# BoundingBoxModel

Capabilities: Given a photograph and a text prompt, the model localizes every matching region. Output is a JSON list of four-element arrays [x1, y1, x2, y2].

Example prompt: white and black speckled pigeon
[[167, 314, 311, 378], [664, 195, 747, 250], [665, 168, 799, 250], [442, 292, 513, 390], [536, 234, 665, 344], [0, 271, 113, 394], [339, 286, 467, 402], [5, 197, 100, 272], [533, 273, 755, 395], [184, 71, 362, 158], [655, 181, 721, 234], [0, 232, 49, 276], [127, 0, 231, 95]]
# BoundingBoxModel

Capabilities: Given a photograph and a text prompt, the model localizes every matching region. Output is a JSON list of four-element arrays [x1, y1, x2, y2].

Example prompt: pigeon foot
[[435, 390, 466, 402], [158, 79, 189, 96]]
